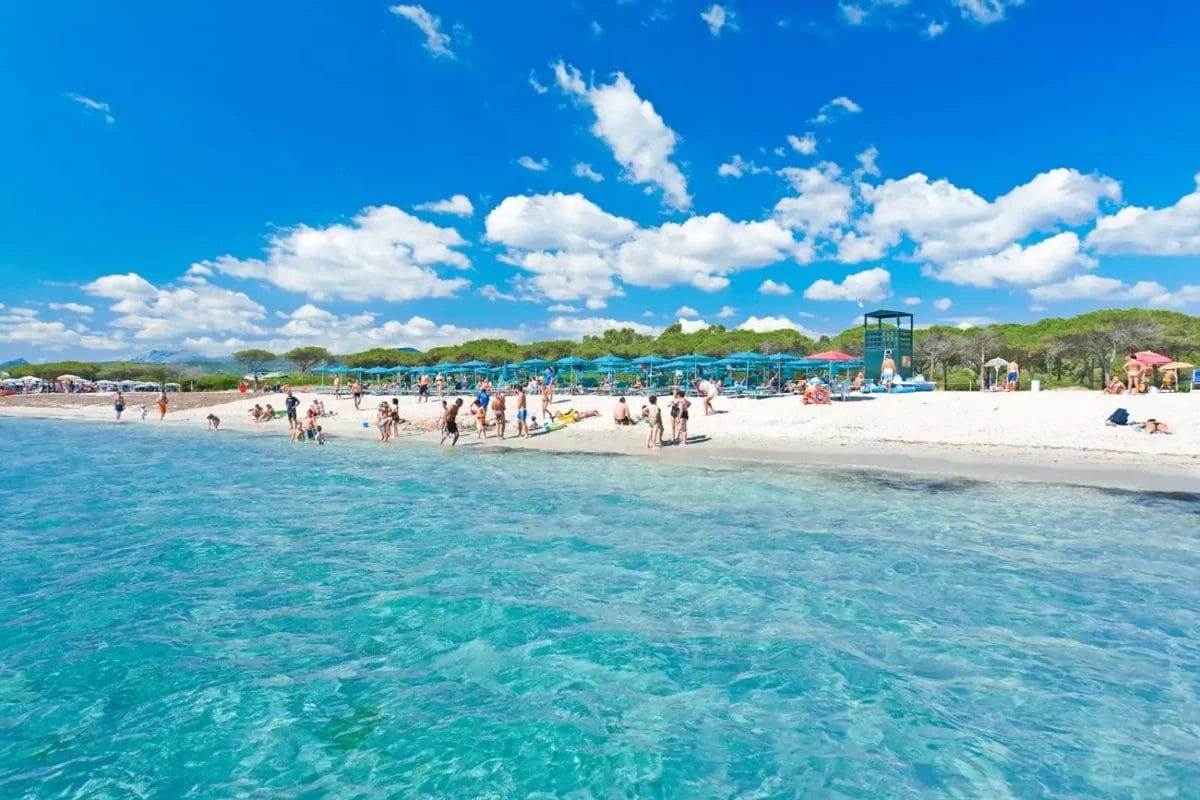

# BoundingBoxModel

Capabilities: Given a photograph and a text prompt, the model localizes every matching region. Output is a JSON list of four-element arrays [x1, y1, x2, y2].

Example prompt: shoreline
[[3, 393, 1197, 494]]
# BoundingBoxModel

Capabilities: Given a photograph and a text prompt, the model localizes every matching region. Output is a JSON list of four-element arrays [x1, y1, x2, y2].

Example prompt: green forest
[[8, 308, 1199, 391]]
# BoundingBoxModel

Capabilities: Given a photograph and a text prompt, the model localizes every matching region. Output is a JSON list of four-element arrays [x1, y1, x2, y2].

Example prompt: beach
[[3, 388, 1196, 492]]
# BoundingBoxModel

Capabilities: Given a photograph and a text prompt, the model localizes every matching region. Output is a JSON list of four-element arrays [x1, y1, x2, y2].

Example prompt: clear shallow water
[[1, 419, 1198, 798]]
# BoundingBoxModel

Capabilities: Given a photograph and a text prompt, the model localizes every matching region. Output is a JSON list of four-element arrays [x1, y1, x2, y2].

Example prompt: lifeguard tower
[[863, 310, 914, 381]]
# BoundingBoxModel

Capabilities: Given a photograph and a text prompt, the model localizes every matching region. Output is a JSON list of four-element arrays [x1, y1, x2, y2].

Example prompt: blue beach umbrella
[[555, 355, 592, 387], [518, 357, 550, 368]]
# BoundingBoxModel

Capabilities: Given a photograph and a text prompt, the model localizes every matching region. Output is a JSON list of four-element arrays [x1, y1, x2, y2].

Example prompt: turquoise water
[[1, 419, 1198, 798]]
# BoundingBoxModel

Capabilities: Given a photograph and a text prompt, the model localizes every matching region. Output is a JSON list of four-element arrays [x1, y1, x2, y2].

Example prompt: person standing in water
[[157, 388, 169, 421], [671, 389, 691, 446], [113, 391, 125, 422], [440, 398, 462, 446]]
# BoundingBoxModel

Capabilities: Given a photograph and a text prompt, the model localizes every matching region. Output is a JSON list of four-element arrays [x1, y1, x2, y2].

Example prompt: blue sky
[[3, 0, 1199, 360]]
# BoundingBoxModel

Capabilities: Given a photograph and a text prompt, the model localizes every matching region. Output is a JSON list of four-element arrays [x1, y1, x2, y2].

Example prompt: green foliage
[[231, 349, 275, 374], [283, 346, 332, 374]]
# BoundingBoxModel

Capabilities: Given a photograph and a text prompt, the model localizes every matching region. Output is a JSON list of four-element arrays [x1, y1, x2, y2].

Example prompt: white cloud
[[679, 317, 710, 334], [812, 95, 862, 124], [478, 284, 518, 302], [84, 273, 267, 342], [1086, 174, 1200, 256], [925, 20, 948, 37], [547, 316, 657, 340], [1027, 275, 1169, 304], [758, 279, 793, 296], [48, 302, 95, 314], [954, 0, 1023, 24], [67, 93, 114, 124], [199, 205, 471, 302], [517, 155, 550, 171], [774, 162, 854, 239], [845, 168, 1121, 265], [389, 4, 455, 57], [700, 4, 734, 36], [903, 296, 922, 306], [574, 162, 605, 182], [676, 305, 700, 317], [840, 3, 868, 25], [414, 193, 474, 216], [487, 193, 799, 305], [933, 297, 953, 310], [529, 70, 549, 94], [928, 232, 1095, 287], [943, 315, 998, 329], [486, 192, 636, 252], [553, 61, 692, 210], [803, 267, 892, 302], [854, 146, 880, 179], [716, 305, 736, 319], [270, 305, 526, 354], [590, 19, 604, 37], [737, 315, 821, 338], [718, 154, 769, 178], [787, 133, 817, 155], [0, 313, 125, 352], [547, 303, 580, 312]]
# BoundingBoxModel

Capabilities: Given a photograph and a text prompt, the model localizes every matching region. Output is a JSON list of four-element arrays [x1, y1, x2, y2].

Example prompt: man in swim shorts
[[613, 397, 636, 425], [418, 373, 430, 402], [285, 389, 300, 428], [440, 398, 462, 446], [351, 379, 363, 410], [880, 355, 896, 393], [514, 385, 529, 438], [1006, 360, 1019, 392]]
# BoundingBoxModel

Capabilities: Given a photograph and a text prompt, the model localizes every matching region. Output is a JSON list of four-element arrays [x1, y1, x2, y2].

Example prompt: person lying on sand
[[1135, 418, 1173, 434]]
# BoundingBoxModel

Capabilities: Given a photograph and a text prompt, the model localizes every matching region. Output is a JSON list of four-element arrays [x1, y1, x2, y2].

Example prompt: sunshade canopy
[[1134, 351, 1172, 366], [807, 350, 856, 361], [983, 357, 1010, 368]]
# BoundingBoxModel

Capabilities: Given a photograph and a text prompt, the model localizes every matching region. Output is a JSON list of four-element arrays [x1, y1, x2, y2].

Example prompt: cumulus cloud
[[67, 93, 114, 124], [758, 279, 793, 296], [787, 133, 817, 155], [0, 306, 123, 352], [903, 296, 922, 306], [716, 305, 736, 319], [267, 304, 527, 355], [737, 315, 821, 338], [1027, 275, 1169, 304], [676, 305, 700, 317], [477, 284, 518, 302], [197, 205, 471, 303], [679, 317, 710, 333], [414, 194, 474, 216], [487, 193, 799, 306], [553, 61, 692, 210], [389, 4, 455, 57], [573, 162, 604, 182], [954, 0, 1023, 24], [803, 267, 891, 302], [843, 167, 1121, 266], [517, 155, 550, 171], [48, 302, 95, 314], [1086, 174, 1200, 256], [547, 304, 580, 312], [718, 154, 769, 178], [84, 272, 267, 342], [927, 232, 1095, 287], [933, 297, 953, 310], [812, 96, 862, 124], [926, 20, 948, 37], [773, 162, 854, 239], [854, 146, 880, 179], [547, 316, 657, 340], [700, 4, 735, 36]]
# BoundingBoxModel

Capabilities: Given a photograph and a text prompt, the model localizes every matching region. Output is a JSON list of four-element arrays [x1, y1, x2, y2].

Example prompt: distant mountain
[[0, 357, 29, 368], [128, 349, 208, 364]]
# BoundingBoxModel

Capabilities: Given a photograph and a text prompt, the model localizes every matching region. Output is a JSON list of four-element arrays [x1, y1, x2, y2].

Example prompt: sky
[[3, 0, 1199, 361]]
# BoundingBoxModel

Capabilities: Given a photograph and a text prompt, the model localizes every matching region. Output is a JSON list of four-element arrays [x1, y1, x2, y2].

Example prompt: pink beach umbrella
[[807, 350, 856, 362], [1134, 351, 1171, 366]]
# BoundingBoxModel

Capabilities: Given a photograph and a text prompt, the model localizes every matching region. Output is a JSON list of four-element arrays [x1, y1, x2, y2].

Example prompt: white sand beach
[[3, 388, 1196, 492]]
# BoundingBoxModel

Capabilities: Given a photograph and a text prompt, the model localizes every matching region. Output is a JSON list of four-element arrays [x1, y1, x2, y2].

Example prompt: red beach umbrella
[[807, 350, 856, 362], [1134, 351, 1171, 366]]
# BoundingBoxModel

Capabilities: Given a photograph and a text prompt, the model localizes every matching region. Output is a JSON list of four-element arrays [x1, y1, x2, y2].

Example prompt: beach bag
[[1107, 408, 1130, 426]]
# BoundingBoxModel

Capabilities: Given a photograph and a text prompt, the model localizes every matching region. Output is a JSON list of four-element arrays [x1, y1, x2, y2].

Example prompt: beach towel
[[1106, 408, 1130, 426]]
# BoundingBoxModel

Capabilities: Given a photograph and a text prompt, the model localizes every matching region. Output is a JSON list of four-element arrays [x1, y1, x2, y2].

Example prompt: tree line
[[9, 309, 1198, 391]]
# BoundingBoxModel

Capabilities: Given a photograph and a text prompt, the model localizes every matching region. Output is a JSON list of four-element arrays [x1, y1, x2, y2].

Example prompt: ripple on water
[[0, 418, 1198, 797]]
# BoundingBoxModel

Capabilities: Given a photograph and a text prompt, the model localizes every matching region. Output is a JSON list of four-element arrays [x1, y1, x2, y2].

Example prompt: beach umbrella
[[632, 355, 669, 366], [56, 374, 85, 382], [555, 355, 591, 387], [518, 357, 550, 368], [459, 360, 491, 369], [806, 350, 855, 362], [1134, 351, 1172, 366], [1160, 361, 1194, 370]]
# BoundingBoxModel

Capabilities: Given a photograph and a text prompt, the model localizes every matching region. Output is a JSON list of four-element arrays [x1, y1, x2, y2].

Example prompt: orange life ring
[[812, 386, 829, 404]]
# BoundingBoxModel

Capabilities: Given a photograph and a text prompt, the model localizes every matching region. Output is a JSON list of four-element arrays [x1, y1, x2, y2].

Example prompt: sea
[[1, 417, 1198, 798]]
